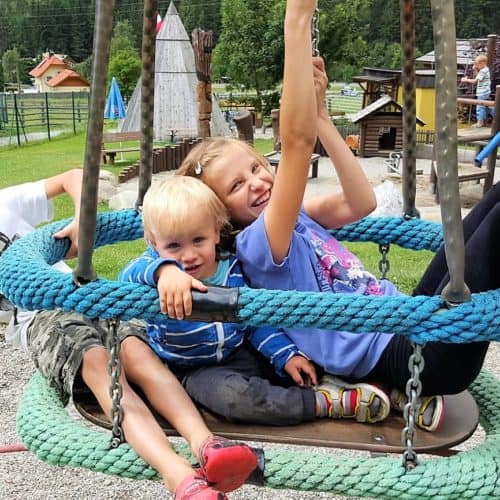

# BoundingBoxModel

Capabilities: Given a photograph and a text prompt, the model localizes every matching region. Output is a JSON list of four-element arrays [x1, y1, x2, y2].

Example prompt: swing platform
[[73, 386, 479, 456]]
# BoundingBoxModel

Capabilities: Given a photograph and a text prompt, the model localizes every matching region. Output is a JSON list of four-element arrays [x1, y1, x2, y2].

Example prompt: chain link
[[401, 342, 425, 470], [108, 318, 124, 448], [378, 243, 391, 280], [311, 7, 320, 56]]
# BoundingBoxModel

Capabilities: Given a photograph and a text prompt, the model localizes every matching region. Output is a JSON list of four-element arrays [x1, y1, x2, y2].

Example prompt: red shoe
[[175, 474, 227, 500], [199, 436, 258, 492]]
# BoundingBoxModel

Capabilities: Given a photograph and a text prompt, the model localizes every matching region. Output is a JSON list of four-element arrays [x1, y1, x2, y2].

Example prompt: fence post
[[72, 92, 77, 134], [0, 94, 7, 126], [19, 101, 25, 124], [44, 93, 51, 140], [13, 93, 21, 146]]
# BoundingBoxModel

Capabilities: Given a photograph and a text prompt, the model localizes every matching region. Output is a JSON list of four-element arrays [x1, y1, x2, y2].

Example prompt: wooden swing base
[[74, 387, 478, 457]]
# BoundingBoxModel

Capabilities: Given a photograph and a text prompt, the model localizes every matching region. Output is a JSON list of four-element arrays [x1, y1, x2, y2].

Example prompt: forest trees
[[212, 0, 285, 113], [177, 0, 222, 43], [2, 49, 21, 90], [107, 21, 141, 100], [0, 0, 499, 93]]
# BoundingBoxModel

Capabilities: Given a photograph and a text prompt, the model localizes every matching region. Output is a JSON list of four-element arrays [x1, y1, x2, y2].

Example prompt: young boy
[[461, 54, 494, 127], [0, 170, 257, 499]]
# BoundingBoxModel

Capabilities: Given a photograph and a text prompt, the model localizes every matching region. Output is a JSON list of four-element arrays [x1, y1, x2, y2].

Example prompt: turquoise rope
[[0, 210, 497, 343], [16, 369, 500, 498]]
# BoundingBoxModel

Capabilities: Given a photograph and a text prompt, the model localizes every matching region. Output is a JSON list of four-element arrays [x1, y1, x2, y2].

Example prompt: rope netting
[[0, 210, 498, 343], [16, 369, 500, 498]]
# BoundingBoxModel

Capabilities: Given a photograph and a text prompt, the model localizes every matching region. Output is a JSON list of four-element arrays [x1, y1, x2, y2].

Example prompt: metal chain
[[378, 243, 391, 280], [311, 6, 320, 56], [401, 342, 425, 470], [108, 318, 124, 448]]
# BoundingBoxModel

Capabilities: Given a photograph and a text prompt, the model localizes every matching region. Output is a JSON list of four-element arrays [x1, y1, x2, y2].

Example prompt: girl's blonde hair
[[142, 176, 229, 242], [176, 137, 271, 180]]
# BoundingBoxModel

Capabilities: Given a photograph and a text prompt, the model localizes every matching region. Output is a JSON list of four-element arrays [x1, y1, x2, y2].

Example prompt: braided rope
[[238, 288, 500, 343], [17, 369, 500, 497], [0, 210, 497, 343], [330, 217, 443, 252]]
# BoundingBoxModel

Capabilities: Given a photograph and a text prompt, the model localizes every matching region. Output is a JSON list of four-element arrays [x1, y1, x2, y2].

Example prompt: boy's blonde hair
[[475, 54, 488, 65], [176, 137, 272, 180], [142, 176, 229, 241]]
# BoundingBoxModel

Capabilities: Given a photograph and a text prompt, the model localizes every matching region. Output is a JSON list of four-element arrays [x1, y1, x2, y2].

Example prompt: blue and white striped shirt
[[119, 249, 301, 375]]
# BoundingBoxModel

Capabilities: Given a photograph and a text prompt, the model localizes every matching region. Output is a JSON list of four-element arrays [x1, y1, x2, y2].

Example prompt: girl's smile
[[204, 145, 274, 226]]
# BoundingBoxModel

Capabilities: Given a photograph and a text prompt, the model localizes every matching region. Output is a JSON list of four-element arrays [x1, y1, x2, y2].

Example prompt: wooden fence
[[0, 91, 90, 145]]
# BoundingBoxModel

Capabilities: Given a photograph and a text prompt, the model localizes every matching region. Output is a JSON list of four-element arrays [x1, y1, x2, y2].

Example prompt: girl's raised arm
[[303, 58, 377, 229], [264, 0, 318, 263]]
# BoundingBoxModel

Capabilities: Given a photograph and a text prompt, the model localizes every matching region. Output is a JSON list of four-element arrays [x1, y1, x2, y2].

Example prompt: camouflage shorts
[[27, 309, 147, 399]]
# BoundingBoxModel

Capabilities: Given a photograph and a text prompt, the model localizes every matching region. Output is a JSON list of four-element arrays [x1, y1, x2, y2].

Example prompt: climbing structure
[[120, 1, 230, 140]]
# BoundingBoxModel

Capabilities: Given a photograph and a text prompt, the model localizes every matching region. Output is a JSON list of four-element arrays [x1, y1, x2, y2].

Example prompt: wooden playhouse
[[351, 95, 425, 157]]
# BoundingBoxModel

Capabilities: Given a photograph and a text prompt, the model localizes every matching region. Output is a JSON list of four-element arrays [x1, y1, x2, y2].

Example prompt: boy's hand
[[156, 263, 207, 319], [54, 219, 79, 259], [284, 355, 318, 386]]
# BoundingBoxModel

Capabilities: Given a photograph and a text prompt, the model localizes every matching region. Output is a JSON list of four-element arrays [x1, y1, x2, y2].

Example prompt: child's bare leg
[[119, 337, 212, 456], [120, 337, 258, 492], [80, 345, 194, 492]]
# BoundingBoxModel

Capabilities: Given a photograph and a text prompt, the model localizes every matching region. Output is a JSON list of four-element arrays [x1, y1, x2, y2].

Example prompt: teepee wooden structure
[[120, 1, 230, 139]]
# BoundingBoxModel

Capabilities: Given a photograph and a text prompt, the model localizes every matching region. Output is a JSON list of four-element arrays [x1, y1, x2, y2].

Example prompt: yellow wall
[[415, 87, 435, 130], [396, 85, 436, 130]]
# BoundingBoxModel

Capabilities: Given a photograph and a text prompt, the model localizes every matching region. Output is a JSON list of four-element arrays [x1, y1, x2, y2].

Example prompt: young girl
[[176, 0, 493, 432], [119, 175, 390, 436]]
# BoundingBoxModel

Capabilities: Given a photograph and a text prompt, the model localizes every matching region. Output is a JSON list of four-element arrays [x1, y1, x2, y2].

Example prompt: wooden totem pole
[[192, 28, 214, 138]]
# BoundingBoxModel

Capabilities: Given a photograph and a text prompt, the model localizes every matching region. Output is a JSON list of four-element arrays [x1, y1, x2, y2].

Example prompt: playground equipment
[[475, 130, 500, 166], [1, 0, 499, 498]]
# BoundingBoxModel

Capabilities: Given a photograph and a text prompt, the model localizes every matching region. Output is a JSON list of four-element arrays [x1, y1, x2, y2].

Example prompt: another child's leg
[[119, 337, 213, 456], [369, 335, 487, 396], [366, 334, 488, 431], [29, 311, 226, 497], [414, 182, 500, 296], [120, 336, 257, 492], [80, 345, 197, 493], [403, 191, 500, 430], [476, 104, 486, 127], [183, 346, 389, 424]]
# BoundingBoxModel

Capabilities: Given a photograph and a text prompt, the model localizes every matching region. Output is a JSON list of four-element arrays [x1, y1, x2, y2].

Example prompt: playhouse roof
[[120, 1, 230, 140], [351, 95, 426, 126], [416, 38, 489, 68]]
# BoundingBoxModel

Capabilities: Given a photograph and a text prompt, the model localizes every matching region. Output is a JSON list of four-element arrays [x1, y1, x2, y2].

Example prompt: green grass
[[0, 132, 434, 288], [345, 242, 433, 294]]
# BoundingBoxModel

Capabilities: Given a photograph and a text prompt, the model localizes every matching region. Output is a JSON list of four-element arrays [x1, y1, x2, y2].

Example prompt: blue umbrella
[[104, 77, 126, 119]]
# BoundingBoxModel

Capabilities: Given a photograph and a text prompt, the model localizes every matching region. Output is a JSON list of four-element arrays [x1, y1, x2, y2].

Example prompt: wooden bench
[[265, 151, 321, 179], [103, 129, 199, 165], [102, 131, 143, 165], [429, 127, 497, 202]]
